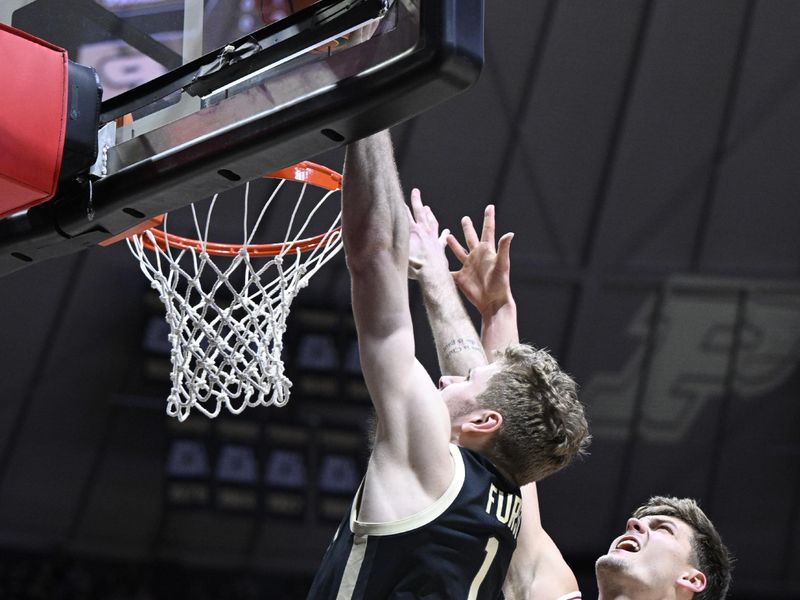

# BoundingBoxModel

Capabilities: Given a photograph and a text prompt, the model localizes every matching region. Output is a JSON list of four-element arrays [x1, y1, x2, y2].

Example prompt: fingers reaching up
[[446, 204, 514, 316], [407, 188, 450, 280]]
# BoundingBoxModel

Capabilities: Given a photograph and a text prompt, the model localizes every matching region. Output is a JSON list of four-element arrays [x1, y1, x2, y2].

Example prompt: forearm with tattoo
[[419, 270, 486, 377], [442, 337, 484, 362]]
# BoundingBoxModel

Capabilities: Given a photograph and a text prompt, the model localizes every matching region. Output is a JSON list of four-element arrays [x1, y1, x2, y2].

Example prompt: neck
[[490, 460, 518, 487], [596, 578, 678, 600], [457, 439, 519, 486]]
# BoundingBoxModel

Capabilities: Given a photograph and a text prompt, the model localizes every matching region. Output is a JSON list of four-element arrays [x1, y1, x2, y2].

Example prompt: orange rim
[[137, 161, 342, 257]]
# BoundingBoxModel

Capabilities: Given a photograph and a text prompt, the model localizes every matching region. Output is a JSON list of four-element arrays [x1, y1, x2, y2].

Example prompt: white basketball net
[[126, 174, 343, 421]]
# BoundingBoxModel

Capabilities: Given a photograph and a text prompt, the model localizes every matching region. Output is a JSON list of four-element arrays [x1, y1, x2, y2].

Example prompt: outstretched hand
[[407, 188, 450, 281], [447, 204, 514, 315]]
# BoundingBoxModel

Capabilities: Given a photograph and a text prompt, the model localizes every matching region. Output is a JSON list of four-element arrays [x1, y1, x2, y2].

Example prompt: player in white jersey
[[411, 200, 733, 600]]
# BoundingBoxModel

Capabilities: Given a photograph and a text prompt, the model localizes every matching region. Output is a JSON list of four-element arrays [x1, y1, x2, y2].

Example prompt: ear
[[460, 410, 503, 434], [676, 569, 706, 595]]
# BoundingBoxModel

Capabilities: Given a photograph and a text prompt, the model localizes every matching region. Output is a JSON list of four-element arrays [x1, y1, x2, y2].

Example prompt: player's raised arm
[[341, 132, 452, 502], [342, 131, 410, 345], [444, 205, 583, 600], [407, 189, 486, 376], [504, 483, 581, 600], [446, 204, 518, 356]]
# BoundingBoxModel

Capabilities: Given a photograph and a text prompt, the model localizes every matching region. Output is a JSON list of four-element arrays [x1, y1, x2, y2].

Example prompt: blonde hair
[[477, 344, 590, 485]]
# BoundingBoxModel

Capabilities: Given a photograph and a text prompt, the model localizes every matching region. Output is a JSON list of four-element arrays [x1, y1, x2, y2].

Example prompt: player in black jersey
[[417, 204, 732, 600], [307, 132, 589, 599], [408, 200, 583, 600]]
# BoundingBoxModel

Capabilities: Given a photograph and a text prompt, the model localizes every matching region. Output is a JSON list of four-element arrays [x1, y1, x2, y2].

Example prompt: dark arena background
[[2, 1, 800, 598]]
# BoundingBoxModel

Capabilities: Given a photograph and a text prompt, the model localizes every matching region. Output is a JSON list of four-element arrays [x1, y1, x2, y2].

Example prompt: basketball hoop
[[126, 162, 343, 421]]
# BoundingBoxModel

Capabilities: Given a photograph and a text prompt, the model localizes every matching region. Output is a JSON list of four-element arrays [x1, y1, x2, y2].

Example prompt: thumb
[[497, 232, 513, 269]]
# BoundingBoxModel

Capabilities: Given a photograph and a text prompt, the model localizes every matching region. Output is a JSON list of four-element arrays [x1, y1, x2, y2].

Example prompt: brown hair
[[476, 344, 590, 485], [633, 496, 733, 599]]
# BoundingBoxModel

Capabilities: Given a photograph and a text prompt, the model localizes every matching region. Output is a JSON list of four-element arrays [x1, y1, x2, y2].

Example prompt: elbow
[[344, 245, 380, 275], [344, 240, 405, 275], [342, 204, 408, 269]]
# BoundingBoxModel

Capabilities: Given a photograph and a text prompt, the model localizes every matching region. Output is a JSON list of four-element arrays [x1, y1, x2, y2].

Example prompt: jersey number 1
[[468, 537, 499, 600]]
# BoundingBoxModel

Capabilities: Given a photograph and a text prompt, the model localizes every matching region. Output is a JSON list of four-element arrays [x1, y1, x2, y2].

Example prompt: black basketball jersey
[[307, 444, 522, 599]]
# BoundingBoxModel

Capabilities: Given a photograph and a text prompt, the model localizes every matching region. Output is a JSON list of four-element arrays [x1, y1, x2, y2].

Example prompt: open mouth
[[615, 538, 641, 553]]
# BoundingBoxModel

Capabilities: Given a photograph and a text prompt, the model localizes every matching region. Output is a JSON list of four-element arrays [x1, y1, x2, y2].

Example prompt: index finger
[[461, 216, 480, 250], [446, 233, 469, 264]]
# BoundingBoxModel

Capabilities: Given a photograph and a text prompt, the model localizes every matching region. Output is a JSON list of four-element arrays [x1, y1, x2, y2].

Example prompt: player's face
[[438, 363, 501, 419], [596, 515, 702, 596]]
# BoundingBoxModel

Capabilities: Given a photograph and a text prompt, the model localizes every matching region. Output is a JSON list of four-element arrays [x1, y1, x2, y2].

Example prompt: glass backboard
[[6, 1, 367, 101], [0, 0, 483, 277]]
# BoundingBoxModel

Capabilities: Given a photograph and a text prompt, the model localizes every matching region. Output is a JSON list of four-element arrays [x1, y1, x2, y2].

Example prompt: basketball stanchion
[[125, 162, 343, 421]]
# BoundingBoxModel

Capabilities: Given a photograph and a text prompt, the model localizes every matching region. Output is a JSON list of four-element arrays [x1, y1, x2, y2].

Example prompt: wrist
[[479, 296, 516, 319], [417, 263, 454, 288]]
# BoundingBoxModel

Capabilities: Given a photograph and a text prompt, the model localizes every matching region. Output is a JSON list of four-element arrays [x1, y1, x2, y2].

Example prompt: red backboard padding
[[0, 23, 68, 219]]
